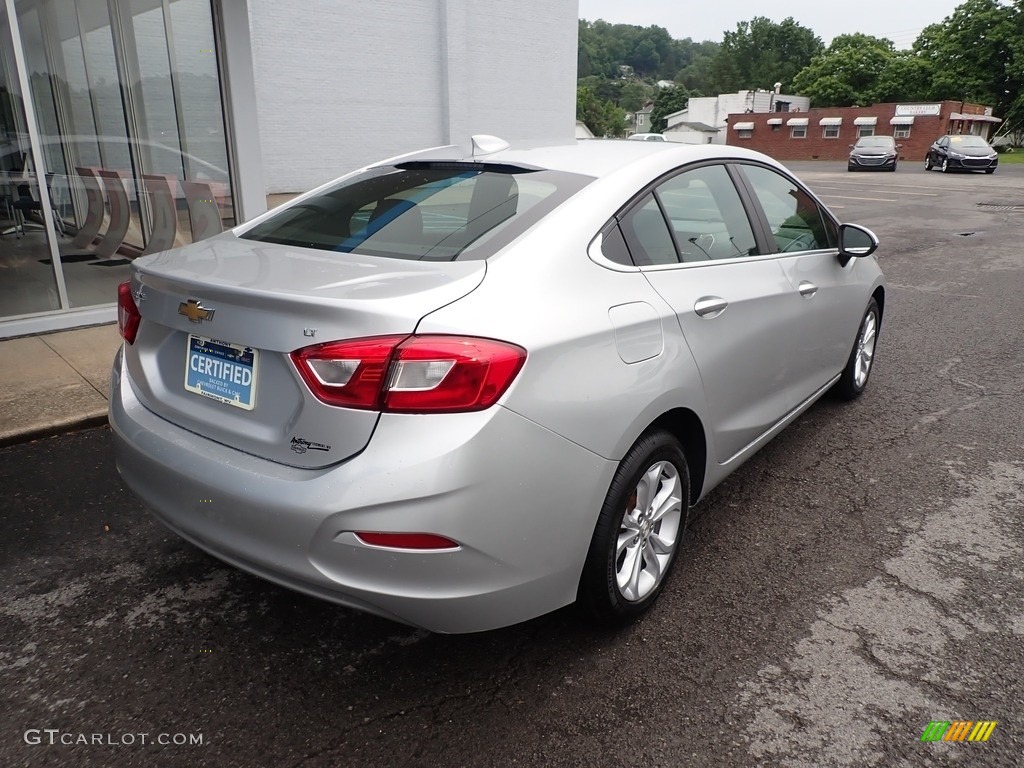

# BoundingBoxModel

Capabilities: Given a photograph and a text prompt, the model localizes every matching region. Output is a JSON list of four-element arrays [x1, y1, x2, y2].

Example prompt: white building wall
[[684, 91, 811, 144], [246, 0, 576, 194], [662, 127, 709, 145], [454, 0, 577, 146], [685, 97, 719, 128]]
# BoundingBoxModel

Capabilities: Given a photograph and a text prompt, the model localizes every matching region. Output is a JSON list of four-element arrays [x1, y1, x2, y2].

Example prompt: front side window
[[740, 165, 837, 253], [241, 163, 590, 261], [653, 164, 757, 262]]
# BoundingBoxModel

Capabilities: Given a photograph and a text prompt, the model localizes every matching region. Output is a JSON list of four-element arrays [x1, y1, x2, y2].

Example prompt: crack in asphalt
[[735, 460, 1024, 768]]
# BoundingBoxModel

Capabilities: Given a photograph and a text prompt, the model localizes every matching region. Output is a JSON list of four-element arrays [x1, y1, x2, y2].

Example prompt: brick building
[[725, 101, 1000, 161]]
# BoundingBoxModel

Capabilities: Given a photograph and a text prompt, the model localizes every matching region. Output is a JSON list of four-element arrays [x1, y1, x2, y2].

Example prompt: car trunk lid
[[123, 234, 485, 468]]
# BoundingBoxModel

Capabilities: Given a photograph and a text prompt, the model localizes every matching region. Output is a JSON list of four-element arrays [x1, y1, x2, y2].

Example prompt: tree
[[619, 81, 651, 112], [576, 86, 627, 137], [578, 19, 720, 83], [913, 0, 1023, 121], [791, 34, 906, 107], [710, 17, 823, 93], [675, 41, 719, 95], [649, 86, 689, 133], [872, 52, 934, 104]]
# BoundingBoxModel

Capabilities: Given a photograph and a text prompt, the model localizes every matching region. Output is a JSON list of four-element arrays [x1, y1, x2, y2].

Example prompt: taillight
[[291, 335, 526, 413], [292, 335, 402, 409], [117, 281, 141, 344]]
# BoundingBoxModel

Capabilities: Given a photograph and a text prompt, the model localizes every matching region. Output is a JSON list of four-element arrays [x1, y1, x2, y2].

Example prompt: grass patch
[[996, 151, 1024, 164]]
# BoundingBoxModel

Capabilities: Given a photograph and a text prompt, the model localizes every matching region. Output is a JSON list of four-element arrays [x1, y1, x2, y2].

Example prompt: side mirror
[[896, 144, 904, 149], [838, 223, 879, 260]]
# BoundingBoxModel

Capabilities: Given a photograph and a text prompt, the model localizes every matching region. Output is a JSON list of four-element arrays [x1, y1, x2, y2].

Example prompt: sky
[[577, 0, 967, 49]]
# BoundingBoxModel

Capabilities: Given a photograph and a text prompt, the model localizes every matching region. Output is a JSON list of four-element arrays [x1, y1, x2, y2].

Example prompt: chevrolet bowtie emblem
[[178, 299, 216, 323]]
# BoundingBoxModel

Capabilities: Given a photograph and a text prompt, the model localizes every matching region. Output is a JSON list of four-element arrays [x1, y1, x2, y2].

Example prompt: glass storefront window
[[0, 1, 63, 317], [1, 0, 235, 324]]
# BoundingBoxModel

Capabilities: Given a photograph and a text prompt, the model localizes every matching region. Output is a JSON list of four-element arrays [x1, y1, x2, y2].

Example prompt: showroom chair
[[182, 180, 223, 242], [71, 167, 107, 250], [11, 177, 64, 236]]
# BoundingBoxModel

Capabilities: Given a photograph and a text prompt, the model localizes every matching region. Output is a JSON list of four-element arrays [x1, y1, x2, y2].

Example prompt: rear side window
[[619, 194, 678, 265], [240, 163, 591, 260]]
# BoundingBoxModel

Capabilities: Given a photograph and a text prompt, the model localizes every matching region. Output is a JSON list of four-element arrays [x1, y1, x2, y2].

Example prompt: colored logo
[[178, 299, 216, 323], [920, 721, 997, 742]]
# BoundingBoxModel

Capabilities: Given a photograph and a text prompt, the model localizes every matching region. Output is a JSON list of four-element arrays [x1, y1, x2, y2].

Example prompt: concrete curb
[[0, 411, 110, 450]]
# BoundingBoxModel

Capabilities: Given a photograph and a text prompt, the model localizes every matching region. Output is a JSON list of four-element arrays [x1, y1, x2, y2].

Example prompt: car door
[[618, 163, 799, 465], [735, 163, 868, 403]]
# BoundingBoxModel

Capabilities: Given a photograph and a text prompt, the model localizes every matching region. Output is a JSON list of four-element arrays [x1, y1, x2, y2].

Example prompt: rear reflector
[[291, 335, 526, 413], [117, 281, 141, 344], [355, 532, 460, 550]]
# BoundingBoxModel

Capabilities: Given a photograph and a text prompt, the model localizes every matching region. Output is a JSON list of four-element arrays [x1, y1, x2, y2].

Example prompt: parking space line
[[800, 178, 985, 194], [817, 194, 899, 202], [813, 186, 939, 197]]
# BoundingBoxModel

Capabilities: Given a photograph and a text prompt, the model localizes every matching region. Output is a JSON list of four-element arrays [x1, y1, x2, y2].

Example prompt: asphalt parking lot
[[2, 161, 1023, 767]]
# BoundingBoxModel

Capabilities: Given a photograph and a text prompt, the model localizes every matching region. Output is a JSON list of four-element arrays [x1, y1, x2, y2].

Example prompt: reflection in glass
[[3, 0, 235, 319], [0, 3, 62, 317]]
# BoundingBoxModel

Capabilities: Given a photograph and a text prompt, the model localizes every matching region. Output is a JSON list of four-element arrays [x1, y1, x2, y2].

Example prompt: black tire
[[890, 164, 897, 172], [924, 155, 933, 171], [941, 158, 950, 173], [834, 298, 880, 401], [578, 429, 690, 626]]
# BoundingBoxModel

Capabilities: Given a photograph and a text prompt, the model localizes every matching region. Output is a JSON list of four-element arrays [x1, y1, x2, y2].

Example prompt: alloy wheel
[[854, 310, 877, 389], [615, 461, 683, 602]]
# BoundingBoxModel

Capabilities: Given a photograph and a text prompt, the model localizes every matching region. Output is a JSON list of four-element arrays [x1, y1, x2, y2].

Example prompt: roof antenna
[[471, 135, 510, 157]]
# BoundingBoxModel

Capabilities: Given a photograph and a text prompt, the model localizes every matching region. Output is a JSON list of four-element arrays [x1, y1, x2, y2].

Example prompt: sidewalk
[[0, 323, 122, 447], [0, 195, 305, 448]]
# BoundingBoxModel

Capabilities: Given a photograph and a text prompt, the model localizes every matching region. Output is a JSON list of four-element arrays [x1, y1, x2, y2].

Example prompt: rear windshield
[[240, 163, 592, 260]]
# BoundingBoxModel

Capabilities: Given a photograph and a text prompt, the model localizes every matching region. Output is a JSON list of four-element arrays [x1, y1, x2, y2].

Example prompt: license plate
[[184, 335, 258, 410]]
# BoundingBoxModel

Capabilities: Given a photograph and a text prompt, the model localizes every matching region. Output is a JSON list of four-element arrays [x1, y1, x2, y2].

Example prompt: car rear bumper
[[109, 348, 615, 633]]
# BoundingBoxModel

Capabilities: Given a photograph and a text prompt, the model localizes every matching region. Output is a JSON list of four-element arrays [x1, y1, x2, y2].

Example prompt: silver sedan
[[110, 137, 885, 633]]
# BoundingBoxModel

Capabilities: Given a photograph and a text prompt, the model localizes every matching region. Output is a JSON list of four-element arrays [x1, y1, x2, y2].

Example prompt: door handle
[[694, 296, 728, 318], [798, 281, 818, 298]]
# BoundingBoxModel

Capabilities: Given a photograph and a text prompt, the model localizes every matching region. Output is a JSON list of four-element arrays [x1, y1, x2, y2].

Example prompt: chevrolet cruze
[[847, 135, 900, 172], [924, 134, 999, 173], [110, 137, 885, 633]]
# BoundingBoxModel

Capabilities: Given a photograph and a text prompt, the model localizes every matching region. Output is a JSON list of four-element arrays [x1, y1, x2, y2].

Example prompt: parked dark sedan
[[848, 136, 900, 172], [924, 135, 998, 173]]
